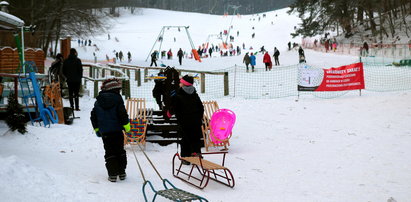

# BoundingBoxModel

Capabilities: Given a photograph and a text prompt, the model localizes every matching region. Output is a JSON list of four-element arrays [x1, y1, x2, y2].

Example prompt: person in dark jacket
[[63, 48, 83, 111], [171, 75, 204, 165], [363, 42, 369, 56], [298, 46, 306, 63], [177, 48, 184, 65], [49, 53, 66, 83], [152, 71, 165, 110], [90, 78, 130, 182], [150, 51, 158, 67], [273, 47, 280, 66], [243, 52, 250, 72]]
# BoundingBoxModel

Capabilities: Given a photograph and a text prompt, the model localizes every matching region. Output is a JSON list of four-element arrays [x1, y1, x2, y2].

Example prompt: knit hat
[[101, 78, 122, 91], [180, 75, 193, 86]]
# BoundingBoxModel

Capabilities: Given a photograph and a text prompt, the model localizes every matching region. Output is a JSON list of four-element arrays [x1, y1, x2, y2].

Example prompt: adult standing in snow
[[170, 75, 204, 164], [49, 53, 65, 83], [208, 47, 213, 57], [273, 47, 280, 66], [63, 48, 83, 111], [167, 49, 173, 60], [150, 51, 158, 67], [298, 46, 306, 63], [119, 51, 123, 62], [363, 42, 369, 56], [263, 51, 272, 71], [90, 78, 130, 182], [243, 52, 251, 72], [250, 52, 256, 72], [177, 48, 184, 65], [127, 51, 131, 63]]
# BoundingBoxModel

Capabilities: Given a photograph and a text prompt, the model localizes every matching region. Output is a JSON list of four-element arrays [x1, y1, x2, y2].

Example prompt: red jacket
[[263, 52, 271, 63]]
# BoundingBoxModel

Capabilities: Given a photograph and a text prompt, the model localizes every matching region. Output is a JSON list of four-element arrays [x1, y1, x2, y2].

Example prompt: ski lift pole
[[185, 26, 195, 50], [158, 28, 166, 57], [145, 27, 164, 62]]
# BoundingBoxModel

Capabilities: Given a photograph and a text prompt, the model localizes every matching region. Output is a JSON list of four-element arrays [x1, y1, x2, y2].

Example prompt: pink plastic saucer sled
[[209, 109, 236, 144]]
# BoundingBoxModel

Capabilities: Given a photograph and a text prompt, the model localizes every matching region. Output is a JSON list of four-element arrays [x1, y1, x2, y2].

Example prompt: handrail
[[108, 63, 227, 75]]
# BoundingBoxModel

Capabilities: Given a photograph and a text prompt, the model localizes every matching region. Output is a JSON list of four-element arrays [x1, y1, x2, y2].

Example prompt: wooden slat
[[181, 157, 226, 170]]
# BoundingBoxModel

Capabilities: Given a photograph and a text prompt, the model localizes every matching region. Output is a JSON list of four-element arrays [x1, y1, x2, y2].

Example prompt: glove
[[123, 123, 131, 132], [94, 128, 101, 137], [166, 110, 172, 118]]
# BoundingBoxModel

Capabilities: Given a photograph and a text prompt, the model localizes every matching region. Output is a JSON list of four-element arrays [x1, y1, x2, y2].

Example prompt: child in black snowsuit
[[152, 71, 165, 110], [90, 78, 130, 182], [171, 75, 204, 164]]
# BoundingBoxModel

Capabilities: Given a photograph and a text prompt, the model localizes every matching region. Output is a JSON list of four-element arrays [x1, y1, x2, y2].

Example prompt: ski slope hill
[[1, 8, 411, 202], [76, 8, 358, 70]]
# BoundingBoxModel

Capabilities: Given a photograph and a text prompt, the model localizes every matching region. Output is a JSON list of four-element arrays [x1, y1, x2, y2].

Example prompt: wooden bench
[[172, 152, 235, 189]]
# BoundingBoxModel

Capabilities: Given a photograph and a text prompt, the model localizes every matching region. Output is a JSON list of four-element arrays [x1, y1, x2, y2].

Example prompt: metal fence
[[82, 62, 411, 109]]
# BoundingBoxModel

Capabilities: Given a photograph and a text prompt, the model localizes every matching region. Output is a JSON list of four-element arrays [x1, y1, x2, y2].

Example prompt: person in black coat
[[273, 47, 280, 66], [150, 51, 158, 67], [63, 48, 83, 111], [298, 46, 306, 63], [90, 78, 130, 182], [152, 71, 165, 110], [177, 48, 184, 65], [171, 75, 204, 164]]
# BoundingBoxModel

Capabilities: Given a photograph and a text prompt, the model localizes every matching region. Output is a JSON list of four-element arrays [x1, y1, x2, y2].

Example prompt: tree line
[[288, 0, 411, 41], [6, 0, 295, 54]]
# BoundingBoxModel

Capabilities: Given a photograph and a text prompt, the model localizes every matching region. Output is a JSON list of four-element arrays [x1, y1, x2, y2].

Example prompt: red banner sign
[[298, 62, 365, 91]]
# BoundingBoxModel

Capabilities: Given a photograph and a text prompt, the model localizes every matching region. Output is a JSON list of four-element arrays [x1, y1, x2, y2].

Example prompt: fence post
[[94, 80, 98, 98], [200, 73, 205, 93], [122, 79, 130, 99], [137, 69, 141, 86], [144, 68, 148, 82], [102, 69, 105, 77], [224, 72, 229, 96], [89, 66, 93, 78]]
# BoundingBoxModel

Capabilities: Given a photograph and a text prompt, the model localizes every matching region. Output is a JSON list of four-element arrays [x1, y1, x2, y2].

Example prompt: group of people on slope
[[151, 48, 185, 66], [242, 47, 281, 72]]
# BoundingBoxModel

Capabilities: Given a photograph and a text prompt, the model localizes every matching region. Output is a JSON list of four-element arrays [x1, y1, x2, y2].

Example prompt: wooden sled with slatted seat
[[172, 152, 235, 189], [202, 101, 232, 151], [124, 98, 147, 147]]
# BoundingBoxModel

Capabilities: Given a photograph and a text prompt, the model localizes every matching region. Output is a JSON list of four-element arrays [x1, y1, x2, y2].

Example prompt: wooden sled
[[202, 101, 231, 151], [43, 82, 64, 124], [172, 152, 235, 189], [124, 98, 147, 146]]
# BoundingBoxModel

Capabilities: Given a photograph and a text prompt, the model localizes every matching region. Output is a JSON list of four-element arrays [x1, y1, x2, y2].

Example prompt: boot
[[108, 175, 117, 182], [75, 97, 80, 111], [119, 173, 127, 180]]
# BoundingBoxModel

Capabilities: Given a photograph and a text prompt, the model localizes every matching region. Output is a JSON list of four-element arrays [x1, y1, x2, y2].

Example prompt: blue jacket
[[90, 90, 129, 134], [250, 55, 256, 66]]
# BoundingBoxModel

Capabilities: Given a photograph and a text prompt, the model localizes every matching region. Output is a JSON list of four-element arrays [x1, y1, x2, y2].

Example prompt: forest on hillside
[[289, 0, 411, 42], [4, 0, 410, 54], [6, 0, 294, 53]]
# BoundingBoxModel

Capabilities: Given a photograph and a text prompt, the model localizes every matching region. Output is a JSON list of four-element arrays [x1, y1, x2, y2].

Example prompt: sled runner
[[125, 136, 208, 202], [124, 98, 147, 146], [172, 152, 235, 189]]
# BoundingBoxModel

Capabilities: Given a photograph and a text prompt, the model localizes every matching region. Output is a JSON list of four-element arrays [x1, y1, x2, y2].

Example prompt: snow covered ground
[[1, 8, 411, 202]]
